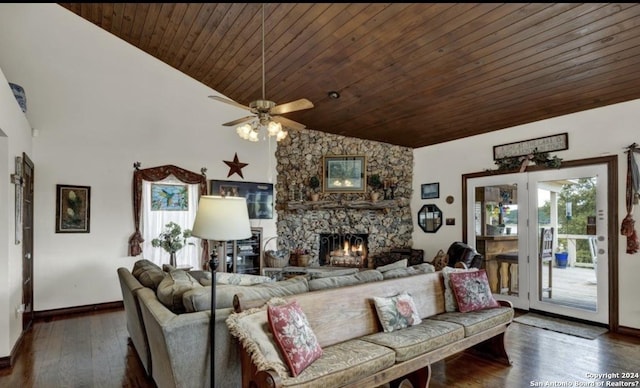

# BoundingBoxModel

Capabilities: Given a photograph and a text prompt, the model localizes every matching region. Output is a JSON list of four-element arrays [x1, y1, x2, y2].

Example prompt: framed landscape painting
[[56, 184, 91, 233], [323, 155, 366, 193]]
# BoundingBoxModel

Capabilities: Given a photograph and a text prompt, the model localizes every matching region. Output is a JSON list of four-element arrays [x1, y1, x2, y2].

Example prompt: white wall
[[0, 68, 33, 357], [413, 98, 640, 330], [0, 2, 277, 351]]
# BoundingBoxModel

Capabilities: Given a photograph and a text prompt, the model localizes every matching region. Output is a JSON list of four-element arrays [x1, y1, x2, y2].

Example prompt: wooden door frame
[[22, 153, 34, 331], [462, 155, 618, 332]]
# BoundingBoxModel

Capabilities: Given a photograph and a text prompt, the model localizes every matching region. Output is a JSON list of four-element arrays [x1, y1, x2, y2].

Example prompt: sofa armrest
[[138, 287, 210, 387], [497, 299, 514, 309], [117, 267, 151, 375]]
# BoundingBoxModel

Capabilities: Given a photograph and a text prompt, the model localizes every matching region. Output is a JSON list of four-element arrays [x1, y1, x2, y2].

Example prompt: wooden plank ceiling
[[58, 3, 640, 148]]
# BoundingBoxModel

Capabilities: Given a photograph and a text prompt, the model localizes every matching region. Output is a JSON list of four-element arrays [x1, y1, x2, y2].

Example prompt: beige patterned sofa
[[117, 258, 435, 388], [229, 271, 514, 388]]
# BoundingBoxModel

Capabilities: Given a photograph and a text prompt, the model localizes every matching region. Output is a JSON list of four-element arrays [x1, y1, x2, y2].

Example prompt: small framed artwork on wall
[[421, 182, 439, 199], [55, 184, 91, 233]]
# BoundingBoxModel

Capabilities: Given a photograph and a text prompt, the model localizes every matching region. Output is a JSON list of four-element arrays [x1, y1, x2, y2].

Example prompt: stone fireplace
[[319, 233, 368, 267], [274, 129, 414, 267]]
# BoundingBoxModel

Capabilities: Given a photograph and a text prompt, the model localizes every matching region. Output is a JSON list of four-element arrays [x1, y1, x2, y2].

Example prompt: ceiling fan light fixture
[[276, 129, 288, 141], [248, 129, 259, 142], [236, 119, 287, 142], [267, 120, 282, 136], [212, 4, 313, 143], [237, 123, 252, 139]]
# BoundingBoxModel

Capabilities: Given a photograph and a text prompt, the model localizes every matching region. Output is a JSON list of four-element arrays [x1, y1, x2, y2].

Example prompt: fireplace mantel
[[282, 197, 409, 212]]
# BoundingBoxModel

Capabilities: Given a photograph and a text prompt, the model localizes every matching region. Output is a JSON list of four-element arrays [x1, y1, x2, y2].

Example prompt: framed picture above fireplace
[[323, 155, 367, 193]]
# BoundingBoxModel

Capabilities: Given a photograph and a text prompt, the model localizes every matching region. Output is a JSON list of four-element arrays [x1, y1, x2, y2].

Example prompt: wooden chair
[[539, 227, 554, 298]]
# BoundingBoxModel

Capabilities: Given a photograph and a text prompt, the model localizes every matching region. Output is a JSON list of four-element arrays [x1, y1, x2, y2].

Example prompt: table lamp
[[191, 195, 252, 388]]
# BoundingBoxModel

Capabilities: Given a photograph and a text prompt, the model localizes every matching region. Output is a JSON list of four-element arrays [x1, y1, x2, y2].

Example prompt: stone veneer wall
[[275, 129, 414, 268]]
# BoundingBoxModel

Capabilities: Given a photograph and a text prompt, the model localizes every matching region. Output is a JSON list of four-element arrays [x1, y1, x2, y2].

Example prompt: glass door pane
[[466, 173, 529, 309], [528, 164, 608, 324]]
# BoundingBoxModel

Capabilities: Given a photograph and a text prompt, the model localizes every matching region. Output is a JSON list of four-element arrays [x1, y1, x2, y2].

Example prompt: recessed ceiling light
[[328, 91, 340, 99]]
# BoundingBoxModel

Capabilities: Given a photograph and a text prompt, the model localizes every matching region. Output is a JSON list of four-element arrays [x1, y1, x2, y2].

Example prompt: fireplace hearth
[[319, 233, 368, 267]]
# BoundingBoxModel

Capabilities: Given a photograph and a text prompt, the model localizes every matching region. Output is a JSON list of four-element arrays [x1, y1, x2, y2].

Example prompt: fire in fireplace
[[319, 233, 368, 267]]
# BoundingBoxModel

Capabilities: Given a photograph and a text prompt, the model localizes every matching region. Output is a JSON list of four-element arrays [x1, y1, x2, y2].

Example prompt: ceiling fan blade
[[222, 116, 255, 126], [208, 95, 251, 111], [272, 115, 306, 131], [271, 98, 314, 115]]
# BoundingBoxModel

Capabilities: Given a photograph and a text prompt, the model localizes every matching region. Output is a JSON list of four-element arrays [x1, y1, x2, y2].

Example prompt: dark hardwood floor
[[1, 308, 639, 387]]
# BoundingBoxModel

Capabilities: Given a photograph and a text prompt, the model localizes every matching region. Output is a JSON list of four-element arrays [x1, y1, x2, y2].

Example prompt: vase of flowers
[[151, 222, 194, 267]]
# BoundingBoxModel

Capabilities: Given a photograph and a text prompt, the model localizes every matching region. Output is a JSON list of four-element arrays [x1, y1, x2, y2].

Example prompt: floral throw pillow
[[442, 266, 478, 312], [448, 270, 500, 313], [267, 300, 323, 376], [373, 292, 422, 333]]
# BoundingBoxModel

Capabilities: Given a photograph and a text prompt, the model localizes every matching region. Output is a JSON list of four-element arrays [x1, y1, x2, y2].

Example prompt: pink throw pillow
[[449, 270, 500, 313], [267, 300, 323, 376]]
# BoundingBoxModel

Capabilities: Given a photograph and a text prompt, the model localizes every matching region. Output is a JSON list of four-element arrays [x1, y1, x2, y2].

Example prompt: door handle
[[25, 253, 31, 259]]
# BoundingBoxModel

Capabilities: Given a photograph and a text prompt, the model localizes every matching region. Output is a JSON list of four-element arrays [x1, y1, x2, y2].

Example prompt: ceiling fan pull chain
[[262, 3, 266, 101]]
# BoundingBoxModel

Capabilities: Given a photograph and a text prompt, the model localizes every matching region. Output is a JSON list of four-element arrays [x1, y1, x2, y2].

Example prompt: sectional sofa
[[117, 257, 433, 388]]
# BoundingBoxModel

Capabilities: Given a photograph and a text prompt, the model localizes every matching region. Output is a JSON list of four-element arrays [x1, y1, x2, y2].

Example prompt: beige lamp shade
[[191, 196, 252, 241]]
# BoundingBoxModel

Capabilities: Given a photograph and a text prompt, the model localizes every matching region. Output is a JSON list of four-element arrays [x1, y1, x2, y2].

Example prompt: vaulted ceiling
[[58, 3, 640, 148]]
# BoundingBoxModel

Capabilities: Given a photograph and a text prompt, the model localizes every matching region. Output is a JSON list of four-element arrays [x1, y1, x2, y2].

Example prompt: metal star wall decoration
[[224, 153, 249, 179]]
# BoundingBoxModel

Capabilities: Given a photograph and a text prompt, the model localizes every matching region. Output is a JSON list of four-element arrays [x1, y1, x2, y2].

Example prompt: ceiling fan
[[209, 4, 313, 140]]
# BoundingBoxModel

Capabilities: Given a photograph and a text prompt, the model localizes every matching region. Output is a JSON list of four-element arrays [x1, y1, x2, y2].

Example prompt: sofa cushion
[[362, 319, 464, 362], [309, 268, 359, 279], [308, 270, 383, 291], [198, 271, 275, 286], [268, 300, 323, 376], [354, 269, 384, 282], [373, 292, 422, 332], [442, 266, 478, 312], [162, 263, 177, 272], [278, 339, 396, 387], [156, 269, 202, 313], [381, 267, 418, 279], [430, 306, 514, 337], [449, 269, 499, 312], [184, 276, 309, 311], [186, 270, 210, 285], [412, 262, 436, 274], [132, 259, 165, 290], [376, 259, 408, 272]]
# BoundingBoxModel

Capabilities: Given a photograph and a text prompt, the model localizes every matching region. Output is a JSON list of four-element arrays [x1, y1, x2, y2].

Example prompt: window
[[141, 176, 201, 268], [128, 165, 208, 269]]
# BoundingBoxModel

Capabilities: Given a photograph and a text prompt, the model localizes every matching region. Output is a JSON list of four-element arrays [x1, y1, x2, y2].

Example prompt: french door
[[527, 164, 609, 323], [465, 162, 611, 324]]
